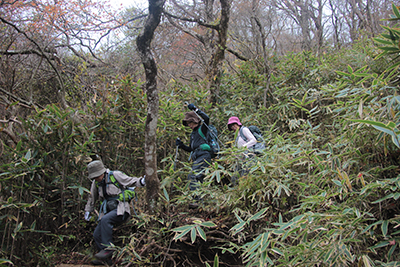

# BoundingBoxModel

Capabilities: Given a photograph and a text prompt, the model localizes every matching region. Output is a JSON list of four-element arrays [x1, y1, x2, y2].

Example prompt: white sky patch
[[113, 0, 148, 9]]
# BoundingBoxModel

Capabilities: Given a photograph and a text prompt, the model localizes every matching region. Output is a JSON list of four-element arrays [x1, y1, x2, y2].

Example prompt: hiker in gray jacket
[[84, 160, 145, 264]]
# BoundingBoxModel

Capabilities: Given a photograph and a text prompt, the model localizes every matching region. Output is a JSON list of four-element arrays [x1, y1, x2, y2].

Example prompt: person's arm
[[84, 181, 98, 213], [113, 170, 146, 188], [176, 138, 193, 152], [196, 109, 209, 126], [179, 142, 193, 152], [242, 127, 257, 148], [188, 103, 209, 126], [195, 109, 209, 137]]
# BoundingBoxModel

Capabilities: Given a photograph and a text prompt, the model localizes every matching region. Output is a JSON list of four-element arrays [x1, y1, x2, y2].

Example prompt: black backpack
[[239, 125, 266, 152], [198, 124, 220, 158]]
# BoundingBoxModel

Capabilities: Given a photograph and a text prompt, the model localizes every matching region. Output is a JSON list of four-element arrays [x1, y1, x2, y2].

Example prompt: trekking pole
[[184, 102, 225, 148], [173, 142, 179, 171]]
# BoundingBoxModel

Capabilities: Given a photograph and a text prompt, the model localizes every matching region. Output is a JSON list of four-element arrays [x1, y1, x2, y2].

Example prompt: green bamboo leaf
[[343, 245, 353, 260], [291, 98, 302, 105], [374, 38, 393, 45], [392, 3, 400, 18], [347, 65, 354, 74], [260, 164, 266, 173], [0, 259, 13, 265], [173, 227, 191, 241], [231, 221, 246, 235], [391, 135, 400, 148], [381, 220, 389, 237], [24, 150, 32, 161], [361, 255, 374, 267], [234, 212, 244, 223], [361, 221, 382, 234], [324, 248, 334, 262], [213, 253, 219, 267], [16, 140, 22, 151], [353, 72, 369, 77], [200, 221, 216, 228], [172, 225, 193, 232], [190, 227, 197, 243], [327, 143, 333, 154], [163, 187, 170, 202], [386, 61, 400, 72], [336, 71, 351, 77], [14, 222, 23, 233], [248, 208, 269, 222], [271, 248, 283, 255], [378, 46, 400, 52], [30, 221, 36, 230], [388, 243, 397, 259], [88, 132, 95, 142], [333, 180, 342, 187], [369, 241, 390, 249], [350, 119, 392, 130], [372, 193, 394, 203], [196, 226, 207, 241]]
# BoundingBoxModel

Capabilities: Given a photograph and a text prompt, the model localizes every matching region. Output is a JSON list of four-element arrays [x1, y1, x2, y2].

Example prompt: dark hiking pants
[[93, 209, 127, 250], [188, 150, 211, 191]]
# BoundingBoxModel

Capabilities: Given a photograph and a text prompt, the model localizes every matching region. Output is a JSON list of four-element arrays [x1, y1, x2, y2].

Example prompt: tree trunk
[[136, 0, 165, 212], [251, 0, 272, 107], [207, 0, 231, 105]]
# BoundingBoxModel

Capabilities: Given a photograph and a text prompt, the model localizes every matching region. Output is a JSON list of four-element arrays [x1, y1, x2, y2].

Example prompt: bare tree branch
[[163, 11, 219, 30]]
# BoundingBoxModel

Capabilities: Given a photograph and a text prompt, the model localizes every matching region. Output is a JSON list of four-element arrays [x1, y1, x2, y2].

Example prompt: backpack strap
[[198, 126, 207, 141]]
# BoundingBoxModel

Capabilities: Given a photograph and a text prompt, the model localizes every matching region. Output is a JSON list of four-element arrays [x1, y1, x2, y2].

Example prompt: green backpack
[[107, 171, 137, 202]]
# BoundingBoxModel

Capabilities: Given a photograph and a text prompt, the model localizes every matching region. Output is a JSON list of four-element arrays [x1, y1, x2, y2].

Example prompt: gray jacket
[[84, 169, 144, 219]]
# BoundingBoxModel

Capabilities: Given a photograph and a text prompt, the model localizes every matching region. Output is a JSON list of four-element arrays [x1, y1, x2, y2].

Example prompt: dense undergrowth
[[2, 5, 400, 267]]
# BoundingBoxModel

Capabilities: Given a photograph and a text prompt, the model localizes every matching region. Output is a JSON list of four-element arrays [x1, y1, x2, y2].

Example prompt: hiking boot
[[94, 249, 113, 260]]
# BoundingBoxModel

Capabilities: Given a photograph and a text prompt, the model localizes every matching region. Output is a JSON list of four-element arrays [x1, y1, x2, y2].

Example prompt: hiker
[[227, 116, 258, 149], [84, 160, 146, 264], [227, 116, 258, 183], [176, 103, 212, 196]]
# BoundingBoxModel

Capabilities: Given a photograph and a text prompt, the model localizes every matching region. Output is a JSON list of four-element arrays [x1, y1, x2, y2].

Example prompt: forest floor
[[54, 252, 99, 266]]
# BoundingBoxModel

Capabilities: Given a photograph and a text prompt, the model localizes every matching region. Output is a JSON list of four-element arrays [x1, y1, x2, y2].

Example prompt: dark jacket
[[180, 109, 210, 157]]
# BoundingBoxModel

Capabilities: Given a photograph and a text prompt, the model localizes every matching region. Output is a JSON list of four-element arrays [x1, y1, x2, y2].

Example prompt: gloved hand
[[176, 138, 183, 148], [140, 175, 146, 186], [84, 211, 91, 221], [187, 103, 197, 111]]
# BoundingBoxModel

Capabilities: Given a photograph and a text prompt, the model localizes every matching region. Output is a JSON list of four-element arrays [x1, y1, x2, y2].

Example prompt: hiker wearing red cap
[[227, 116, 258, 184], [227, 116, 257, 149]]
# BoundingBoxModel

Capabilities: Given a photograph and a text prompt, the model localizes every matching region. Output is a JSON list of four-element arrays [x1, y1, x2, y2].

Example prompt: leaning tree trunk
[[136, 0, 165, 212]]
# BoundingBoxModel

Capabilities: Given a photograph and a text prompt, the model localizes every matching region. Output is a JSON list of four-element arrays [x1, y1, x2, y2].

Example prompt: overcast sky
[[113, 0, 147, 8]]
